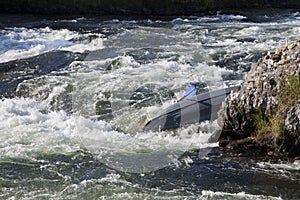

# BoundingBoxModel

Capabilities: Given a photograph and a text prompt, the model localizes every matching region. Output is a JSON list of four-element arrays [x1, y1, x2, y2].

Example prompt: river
[[0, 11, 300, 199]]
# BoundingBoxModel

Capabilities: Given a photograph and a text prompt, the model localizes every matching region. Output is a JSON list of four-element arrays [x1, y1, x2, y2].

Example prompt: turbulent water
[[0, 11, 300, 199]]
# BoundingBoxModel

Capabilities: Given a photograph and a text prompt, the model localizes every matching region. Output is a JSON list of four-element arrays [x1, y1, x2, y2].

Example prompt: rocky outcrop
[[218, 39, 300, 157], [0, 0, 300, 16]]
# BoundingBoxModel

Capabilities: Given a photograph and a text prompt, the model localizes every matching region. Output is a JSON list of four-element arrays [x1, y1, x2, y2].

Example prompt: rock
[[214, 52, 263, 72], [0, 50, 86, 98], [236, 38, 256, 43], [190, 81, 209, 94], [95, 100, 113, 121], [218, 39, 300, 156], [282, 101, 300, 156], [130, 84, 175, 108], [285, 101, 300, 134]]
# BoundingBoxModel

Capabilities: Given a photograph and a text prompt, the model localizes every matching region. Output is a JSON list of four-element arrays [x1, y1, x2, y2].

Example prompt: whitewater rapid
[[0, 12, 300, 199]]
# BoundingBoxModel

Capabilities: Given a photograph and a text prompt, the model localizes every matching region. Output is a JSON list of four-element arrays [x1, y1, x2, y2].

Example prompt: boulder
[[218, 39, 300, 156]]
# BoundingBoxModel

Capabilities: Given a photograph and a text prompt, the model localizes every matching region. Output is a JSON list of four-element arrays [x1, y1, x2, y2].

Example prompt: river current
[[0, 11, 300, 199]]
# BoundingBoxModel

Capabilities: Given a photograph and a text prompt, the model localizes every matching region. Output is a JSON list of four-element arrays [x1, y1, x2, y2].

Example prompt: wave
[[0, 27, 105, 63]]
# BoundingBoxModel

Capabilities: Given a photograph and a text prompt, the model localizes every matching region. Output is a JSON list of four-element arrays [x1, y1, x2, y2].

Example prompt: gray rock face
[[218, 39, 300, 156], [285, 100, 300, 134], [283, 101, 300, 156]]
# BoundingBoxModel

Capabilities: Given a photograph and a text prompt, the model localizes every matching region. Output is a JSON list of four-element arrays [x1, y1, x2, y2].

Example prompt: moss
[[254, 75, 300, 152]]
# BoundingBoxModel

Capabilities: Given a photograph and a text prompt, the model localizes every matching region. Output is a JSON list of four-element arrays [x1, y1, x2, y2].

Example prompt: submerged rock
[[130, 84, 175, 108], [218, 39, 300, 156], [214, 52, 263, 72], [190, 81, 209, 94], [0, 50, 86, 98], [95, 100, 113, 121]]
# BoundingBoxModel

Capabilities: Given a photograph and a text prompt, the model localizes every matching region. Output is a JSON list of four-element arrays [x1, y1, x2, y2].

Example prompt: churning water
[[0, 11, 300, 199]]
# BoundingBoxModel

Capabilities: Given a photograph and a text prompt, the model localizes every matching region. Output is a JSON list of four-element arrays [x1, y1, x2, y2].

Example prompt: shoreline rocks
[[218, 39, 300, 157], [0, 1, 300, 16]]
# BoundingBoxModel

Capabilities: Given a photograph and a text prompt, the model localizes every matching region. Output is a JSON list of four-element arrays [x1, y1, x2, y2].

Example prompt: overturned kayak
[[143, 86, 238, 132]]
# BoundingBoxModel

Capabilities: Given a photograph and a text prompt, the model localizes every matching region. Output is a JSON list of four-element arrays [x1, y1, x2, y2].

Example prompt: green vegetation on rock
[[254, 75, 300, 153], [219, 39, 300, 157]]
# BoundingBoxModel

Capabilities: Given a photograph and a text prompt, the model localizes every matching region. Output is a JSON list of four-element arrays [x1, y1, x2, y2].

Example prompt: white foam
[[292, 26, 300, 35], [235, 26, 265, 36], [201, 190, 282, 200], [62, 36, 105, 53], [75, 116, 219, 172], [196, 17, 219, 23], [0, 97, 219, 172], [171, 14, 246, 24], [0, 27, 105, 63], [0, 98, 109, 159], [218, 14, 247, 21], [257, 160, 300, 171]]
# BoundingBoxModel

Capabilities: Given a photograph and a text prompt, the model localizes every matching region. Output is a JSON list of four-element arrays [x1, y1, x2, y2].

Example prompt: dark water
[[0, 11, 300, 199]]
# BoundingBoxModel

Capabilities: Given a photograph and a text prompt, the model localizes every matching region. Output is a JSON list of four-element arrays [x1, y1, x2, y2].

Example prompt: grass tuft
[[254, 75, 300, 150]]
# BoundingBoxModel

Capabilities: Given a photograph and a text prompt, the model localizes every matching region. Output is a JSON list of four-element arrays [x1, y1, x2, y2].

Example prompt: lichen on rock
[[218, 39, 300, 156]]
